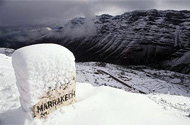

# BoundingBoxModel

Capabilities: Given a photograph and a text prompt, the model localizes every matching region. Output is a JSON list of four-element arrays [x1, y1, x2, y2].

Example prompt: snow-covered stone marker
[[12, 44, 76, 118]]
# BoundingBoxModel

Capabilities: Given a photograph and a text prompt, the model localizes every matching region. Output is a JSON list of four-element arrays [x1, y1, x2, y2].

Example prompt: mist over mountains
[[0, 0, 190, 27], [0, 9, 190, 74]]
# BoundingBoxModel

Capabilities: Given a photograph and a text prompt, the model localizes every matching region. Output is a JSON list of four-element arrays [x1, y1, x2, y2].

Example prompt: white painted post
[[12, 44, 76, 118]]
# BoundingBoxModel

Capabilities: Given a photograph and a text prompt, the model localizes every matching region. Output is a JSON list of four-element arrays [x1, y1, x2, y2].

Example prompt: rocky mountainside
[[1, 10, 190, 74]]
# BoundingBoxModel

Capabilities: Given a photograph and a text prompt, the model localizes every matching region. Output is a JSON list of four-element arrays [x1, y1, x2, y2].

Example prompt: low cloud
[[0, 1, 87, 27], [0, 0, 189, 27]]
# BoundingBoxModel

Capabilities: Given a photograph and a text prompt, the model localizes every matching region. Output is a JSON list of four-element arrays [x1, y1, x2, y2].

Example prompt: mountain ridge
[[1, 9, 190, 74]]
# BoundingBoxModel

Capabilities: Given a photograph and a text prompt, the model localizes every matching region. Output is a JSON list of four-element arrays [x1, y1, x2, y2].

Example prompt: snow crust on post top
[[12, 44, 75, 112]]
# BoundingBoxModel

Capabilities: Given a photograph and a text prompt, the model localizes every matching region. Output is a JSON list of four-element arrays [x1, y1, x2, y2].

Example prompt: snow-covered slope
[[0, 53, 190, 125], [77, 62, 190, 96]]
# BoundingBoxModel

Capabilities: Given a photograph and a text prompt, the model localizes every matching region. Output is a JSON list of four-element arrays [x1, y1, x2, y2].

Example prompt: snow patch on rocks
[[170, 79, 181, 84], [0, 48, 14, 56]]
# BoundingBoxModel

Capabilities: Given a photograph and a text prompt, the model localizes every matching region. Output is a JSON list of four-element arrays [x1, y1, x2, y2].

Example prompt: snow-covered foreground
[[0, 53, 190, 125]]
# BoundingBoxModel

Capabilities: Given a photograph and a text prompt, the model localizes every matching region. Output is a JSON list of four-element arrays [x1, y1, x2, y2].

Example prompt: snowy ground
[[0, 53, 190, 124], [77, 62, 190, 96]]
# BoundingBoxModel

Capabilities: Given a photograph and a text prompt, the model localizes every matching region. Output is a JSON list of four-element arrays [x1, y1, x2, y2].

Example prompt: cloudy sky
[[0, 0, 189, 27]]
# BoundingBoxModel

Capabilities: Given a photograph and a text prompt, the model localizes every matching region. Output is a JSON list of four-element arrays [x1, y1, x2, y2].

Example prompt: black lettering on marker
[[57, 97, 61, 105], [61, 96, 65, 102], [47, 101, 52, 108], [65, 94, 68, 101], [52, 100, 57, 106], [44, 103, 48, 110], [37, 105, 44, 113], [34, 89, 76, 118]]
